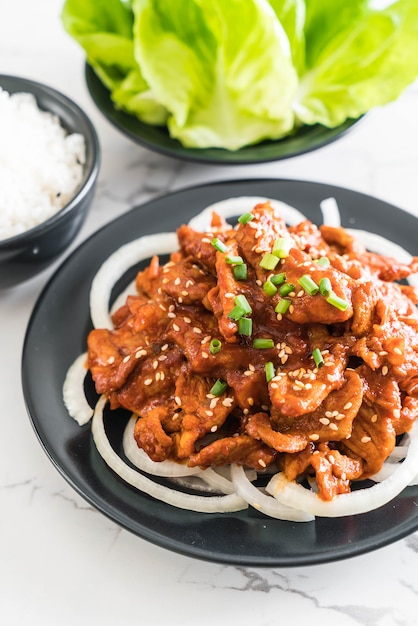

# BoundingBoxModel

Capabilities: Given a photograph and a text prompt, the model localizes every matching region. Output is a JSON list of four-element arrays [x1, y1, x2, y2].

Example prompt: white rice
[[0, 87, 86, 240]]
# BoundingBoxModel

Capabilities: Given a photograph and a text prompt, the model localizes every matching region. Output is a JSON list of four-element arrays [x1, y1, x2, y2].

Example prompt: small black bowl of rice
[[0, 75, 100, 289]]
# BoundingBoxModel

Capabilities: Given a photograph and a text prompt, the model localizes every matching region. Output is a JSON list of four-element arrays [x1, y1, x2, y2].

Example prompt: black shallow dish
[[0, 75, 100, 289], [85, 64, 361, 165], [22, 179, 418, 567]]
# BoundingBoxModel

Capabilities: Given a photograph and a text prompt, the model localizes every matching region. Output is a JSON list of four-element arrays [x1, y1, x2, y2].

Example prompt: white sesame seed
[[174, 277, 181, 285], [222, 398, 233, 407], [123, 355, 130, 363], [168, 305, 175, 312], [327, 374, 336, 382], [270, 383, 278, 389], [206, 410, 213, 417], [107, 356, 115, 364], [159, 304, 167, 311], [210, 425, 218, 432], [393, 409, 401, 418], [329, 423, 338, 431], [181, 291, 188, 297], [325, 411, 333, 418], [193, 327, 203, 334], [225, 292, 235, 298], [155, 372, 161, 381], [152, 360, 158, 369], [210, 398, 218, 409], [361, 436, 371, 443], [319, 417, 330, 425], [371, 414, 378, 423], [258, 459, 267, 468], [344, 402, 352, 410], [379, 350, 388, 356], [173, 323, 180, 331], [382, 365, 389, 376], [276, 313, 282, 321], [393, 347, 403, 355], [297, 290, 304, 297], [167, 312, 176, 318], [309, 434, 320, 441], [248, 397, 254, 406], [202, 352, 209, 359], [144, 378, 153, 386], [281, 355, 289, 364], [244, 370, 253, 376], [158, 355, 168, 361], [175, 396, 181, 406], [183, 317, 191, 323], [341, 472, 347, 481]]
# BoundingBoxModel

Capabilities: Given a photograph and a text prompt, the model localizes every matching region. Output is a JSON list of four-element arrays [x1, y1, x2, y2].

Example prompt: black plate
[[85, 64, 362, 165], [22, 179, 418, 567]]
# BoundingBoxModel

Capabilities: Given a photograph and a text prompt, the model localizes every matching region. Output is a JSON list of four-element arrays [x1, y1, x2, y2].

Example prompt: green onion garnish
[[326, 292, 349, 311], [298, 274, 319, 296], [265, 362, 275, 383], [228, 294, 252, 320], [234, 294, 252, 315], [238, 212, 254, 225], [210, 379, 228, 397], [260, 253, 280, 271], [314, 256, 330, 267], [253, 338, 274, 349], [263, 280, 278, 297], [226, 255, 244, 265], [272, 237, 291, 258], [233, 263, 247, 281], [312, 348, 324, 368], [270, 272, 287, 286], [319, 277, 332, 297], [275, 299, 291, 314], [209, 339, 222, 355], [211, 237, 227, 253], [238, 317, 252, 336], [279, 283, 295, 297]]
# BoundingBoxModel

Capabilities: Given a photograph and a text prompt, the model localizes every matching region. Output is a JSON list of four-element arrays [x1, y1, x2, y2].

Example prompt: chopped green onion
[[314, 256, 330, 267], [279, 283, 295, 297], [265, 362, 275, 383], [260, 253, 280, 271], [228, 304, 245, 320], [209, 339, 222, 355], [275, 298, 291, 314], [228, 295, 252, 320], [326, 292, 349, 311], [263, 279, 278, 297], [253, 338, 274, 349], [272, 237, 292, 258], [234, 294, 252, 315], [270, 272, 286, 286], [238, 212, 254, 225], [312, 348, 324, 368], [210, 379, 228, 397], [233, 263, 247, 281], [238, 317, 252, 336], [226, 255, 244, 265], [211, 237, 227, 253], [298, 274, 319, 296], [319, 277, 332, 297]]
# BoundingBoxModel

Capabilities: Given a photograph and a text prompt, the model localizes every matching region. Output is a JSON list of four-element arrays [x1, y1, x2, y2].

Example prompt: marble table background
[[1, 2, 418, 625]]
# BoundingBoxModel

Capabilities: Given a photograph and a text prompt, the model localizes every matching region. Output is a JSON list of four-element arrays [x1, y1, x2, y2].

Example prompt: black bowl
[[85, 63, 362, 165], [0, 75, 101, 289]]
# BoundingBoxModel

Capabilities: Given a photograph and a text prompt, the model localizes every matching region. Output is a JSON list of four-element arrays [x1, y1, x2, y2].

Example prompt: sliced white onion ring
[[188, 196, 307, 231], [90, 232, 177, 330], [266, 422, 418, 518], [92, 396, 247, 513], [230, 464, 314, 522], [63, 353, 93, 426]]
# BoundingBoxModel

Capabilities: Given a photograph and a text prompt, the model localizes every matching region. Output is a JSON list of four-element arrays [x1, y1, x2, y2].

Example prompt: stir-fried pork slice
[[134, 407, 174, 462], [271, 370, 363, 443], [268, 343, 349, 417], [158, 257, 216, 306], [172, 369, 234, 459], [176, 225, 218, 274], [341, 406, 396, 477], [188, 435, 277, 469], [245, 412, 308, 453]]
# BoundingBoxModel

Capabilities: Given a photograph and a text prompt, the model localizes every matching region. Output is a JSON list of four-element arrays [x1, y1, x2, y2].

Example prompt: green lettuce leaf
[[295, 0, 418, 126], [268, 0, 307, 75], [132, 0, 298, 149], [61, 0, 167, 124]]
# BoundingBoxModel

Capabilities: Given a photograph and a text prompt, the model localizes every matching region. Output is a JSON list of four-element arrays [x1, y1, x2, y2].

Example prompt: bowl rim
[[0, 74, 101, 249]]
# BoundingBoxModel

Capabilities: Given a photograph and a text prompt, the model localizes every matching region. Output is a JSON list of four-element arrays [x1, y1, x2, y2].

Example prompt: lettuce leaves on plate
[[62, 0, 418, 150]]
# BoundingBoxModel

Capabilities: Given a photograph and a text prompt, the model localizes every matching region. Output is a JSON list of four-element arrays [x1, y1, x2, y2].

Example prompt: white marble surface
[[2, 2, 418, 625]]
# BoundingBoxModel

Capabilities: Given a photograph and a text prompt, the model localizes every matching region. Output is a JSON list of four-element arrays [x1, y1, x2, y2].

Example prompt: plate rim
[[22, 178, 418, 566]]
